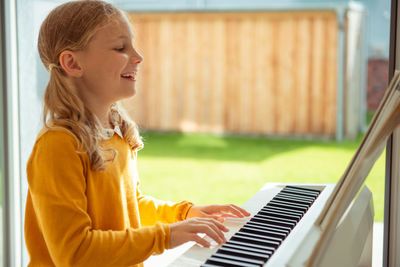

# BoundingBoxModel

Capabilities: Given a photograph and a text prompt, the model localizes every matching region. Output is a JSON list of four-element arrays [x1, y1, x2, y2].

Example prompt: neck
[[83, 97, 113, 129], [69, 78, 115, 129], [94, 107, 112, 129]]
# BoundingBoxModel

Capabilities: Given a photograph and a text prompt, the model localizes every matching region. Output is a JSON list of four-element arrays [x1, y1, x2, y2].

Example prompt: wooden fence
[[123, 11, 338, 137]]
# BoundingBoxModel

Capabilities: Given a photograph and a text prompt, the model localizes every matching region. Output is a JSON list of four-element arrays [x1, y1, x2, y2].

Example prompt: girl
[[24, 0, 250, 266]]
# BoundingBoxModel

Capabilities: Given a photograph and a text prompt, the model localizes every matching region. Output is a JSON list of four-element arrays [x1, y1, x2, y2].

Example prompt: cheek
[[85, 54, 129, 88], [107, 54, 129, 73]]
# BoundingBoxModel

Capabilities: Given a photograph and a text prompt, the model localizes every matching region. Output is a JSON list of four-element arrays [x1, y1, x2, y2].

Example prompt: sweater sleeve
[[134, 153, 193, 226], [136, 184, 193, 226], [26, 131, 170, 267]]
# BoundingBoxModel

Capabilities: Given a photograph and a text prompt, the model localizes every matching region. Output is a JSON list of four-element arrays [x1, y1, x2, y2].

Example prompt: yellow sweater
[[24, 129, 193, 267]]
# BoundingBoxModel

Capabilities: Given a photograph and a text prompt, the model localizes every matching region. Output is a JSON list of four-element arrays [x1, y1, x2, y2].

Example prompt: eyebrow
[[117, 35, 129, 39], [110, 35, 133, 44]]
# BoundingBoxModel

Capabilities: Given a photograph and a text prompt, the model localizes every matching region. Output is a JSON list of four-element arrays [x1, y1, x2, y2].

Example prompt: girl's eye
[[115, 47, 124, 52]]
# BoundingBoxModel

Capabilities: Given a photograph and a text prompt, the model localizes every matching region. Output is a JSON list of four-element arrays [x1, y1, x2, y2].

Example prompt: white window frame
[[1, 0, 22, 266]]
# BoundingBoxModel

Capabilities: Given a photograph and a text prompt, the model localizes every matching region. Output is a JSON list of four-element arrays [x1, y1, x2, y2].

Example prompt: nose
[[131, 48, 143, 64]]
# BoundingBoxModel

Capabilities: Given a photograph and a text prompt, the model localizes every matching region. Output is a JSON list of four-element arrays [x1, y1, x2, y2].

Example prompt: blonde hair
[[38, 0, 143, 171]]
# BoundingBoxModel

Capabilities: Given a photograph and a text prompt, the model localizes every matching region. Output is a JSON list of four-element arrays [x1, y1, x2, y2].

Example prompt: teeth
[[121, 73, 135, 78]]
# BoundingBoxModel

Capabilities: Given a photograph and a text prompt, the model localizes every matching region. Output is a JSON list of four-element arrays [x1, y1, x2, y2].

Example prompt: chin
[[116, 85, 137, 100], [125, 88, 137, 98]]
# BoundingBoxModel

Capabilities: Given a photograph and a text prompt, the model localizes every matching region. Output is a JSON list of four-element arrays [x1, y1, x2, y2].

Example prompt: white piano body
[[144, 183, 374, 267]]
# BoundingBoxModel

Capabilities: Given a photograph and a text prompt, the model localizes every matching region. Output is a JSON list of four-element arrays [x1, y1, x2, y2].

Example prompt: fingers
[[192, 234, 211, 248], [169, 217, 229, 249], [207, 218, 229, 235], [219, 204, 251, 218], [197, 224, 226, 246], [201, 213, 226, 223], [195, 217, 228, 242], [234, 205, 251, 217], [187, 204, 251, 221]]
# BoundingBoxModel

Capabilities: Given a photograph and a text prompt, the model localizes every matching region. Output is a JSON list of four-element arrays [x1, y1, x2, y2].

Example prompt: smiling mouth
[[121, 72, 136, 81]]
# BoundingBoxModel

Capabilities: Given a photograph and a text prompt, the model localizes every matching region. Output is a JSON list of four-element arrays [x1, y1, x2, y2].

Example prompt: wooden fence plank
[[239, 18, 253, 133], [277, 18, 295, 135], [226, 18, 241, 133], [295, 18, 311, 134], [182, 19, 198, 132], [209, 19, 225, 133], [253, 18, 274, 134], [325, 18, 338, 135], [311, 17, 325, 134]]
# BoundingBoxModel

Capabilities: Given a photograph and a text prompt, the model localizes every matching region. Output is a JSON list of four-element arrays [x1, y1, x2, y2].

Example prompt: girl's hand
[[186, 204, 251, 222], [169, 218, 229, 249]]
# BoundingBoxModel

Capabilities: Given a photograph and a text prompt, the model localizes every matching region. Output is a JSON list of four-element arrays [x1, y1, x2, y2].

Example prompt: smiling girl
[[24, 1, 249, 266]]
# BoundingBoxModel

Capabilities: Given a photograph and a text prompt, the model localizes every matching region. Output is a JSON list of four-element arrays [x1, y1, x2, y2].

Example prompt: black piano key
[[276, 192, 315, 201], [236, 231, 283, 243], [231, 233, 280, 248], [213, 252, 265, 266], [275, 194, 314, 205], [260, 206, 304, 217], [226, 239, 276, 253], [260, 209, 303, 222], [222, 242, 274, 255], [281, 191, 318, 200], [257, 209, 302, 221], [277, 192, 316, 202], [285, 185, 321, 193], [253, 213, 298, 226], [217, 246, 270, 261], [243, 223, 289, 237], [268, 199, 309, 212], [250, 215, 296, 228], [269, 198, 310, 209], [246, 220, 292, 234], [281, 191, 318, 201], [206, 256, 260, 267], [240, 225, 287, 239], [260, 203, 312, 216], [282, 185, 319, 194]]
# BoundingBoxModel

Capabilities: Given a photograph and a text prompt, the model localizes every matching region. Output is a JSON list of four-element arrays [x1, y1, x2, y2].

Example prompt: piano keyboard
[[150, 182, 372, 267], [201, 186, 322, 267], [150, 183, 337, 267]]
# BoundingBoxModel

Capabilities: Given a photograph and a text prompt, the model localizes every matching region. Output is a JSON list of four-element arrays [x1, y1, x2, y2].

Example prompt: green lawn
[[137, 131, 386, 222], [0, 130, 385, 221]]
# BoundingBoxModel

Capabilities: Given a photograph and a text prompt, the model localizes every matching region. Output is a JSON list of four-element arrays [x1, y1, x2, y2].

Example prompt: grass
[[137, 131, 386, 222], [0, 125, 385, 221]]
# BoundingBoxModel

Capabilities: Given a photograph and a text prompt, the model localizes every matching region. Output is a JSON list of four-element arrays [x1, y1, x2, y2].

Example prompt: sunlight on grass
[[137, 132, 386, 222]]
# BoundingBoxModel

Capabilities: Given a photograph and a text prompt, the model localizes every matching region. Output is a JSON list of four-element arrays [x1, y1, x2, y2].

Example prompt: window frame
[[1, 0, 22, 266]]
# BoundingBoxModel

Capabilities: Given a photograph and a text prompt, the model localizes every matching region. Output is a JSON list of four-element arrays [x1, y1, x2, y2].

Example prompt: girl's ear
[[59, 50, 83, 78]]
